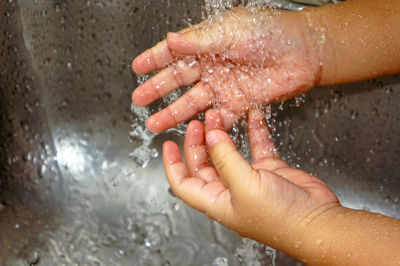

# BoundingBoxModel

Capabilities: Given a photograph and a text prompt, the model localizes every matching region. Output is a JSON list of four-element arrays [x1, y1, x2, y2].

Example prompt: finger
[[132, 40, 175, 74], [184, 120, 220, 182], [132, 26, 195, 74], [163, 141, 232, 218], [166, 19, 231, 56], [132, 60, 201, 106], [217, 107, 241, 130], [204, 109, 225, 158], [146, 82, 212, 133], [248, 108, 279, 162], [206, 129, 256, 194], [205, 109, 224, 133]]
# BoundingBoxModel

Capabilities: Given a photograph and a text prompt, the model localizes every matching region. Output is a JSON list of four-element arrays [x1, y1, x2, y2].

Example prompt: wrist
[[273, 9, 328, 90], [295, 205, 400, 265], [245, 201, 344, 263], [300, 0, 400, 86], [283, 204, 348, 264], [300, 7, 336, 87]]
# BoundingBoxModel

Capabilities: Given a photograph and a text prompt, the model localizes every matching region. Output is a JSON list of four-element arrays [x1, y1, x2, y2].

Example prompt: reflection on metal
[[291, 0, 342, 7], [0, 0, 398, 265], [55, 141, 86, 173]]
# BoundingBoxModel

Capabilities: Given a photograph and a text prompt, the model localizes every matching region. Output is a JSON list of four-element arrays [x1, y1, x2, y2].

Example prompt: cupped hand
[[132, 7, 324, 133], [162, 109, 339, 254]]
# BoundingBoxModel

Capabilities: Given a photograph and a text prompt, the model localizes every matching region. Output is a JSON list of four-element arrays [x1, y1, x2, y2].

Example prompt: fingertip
[[247, 109, 278, 161], [131, 90, 136, 105], [163, 140, 177, 152], [167, 32, 184, 41], [206, 129, 234, 148], [163, 141, 181, 165], [207, 130, 253, 192], [185, 120, 205, 147], [206, 130, 221, 148], [187, 120, 204, 137], [187, 119, 203, 130], [167, 31, 197, 55], [132, 51, 155, 74], [205, 109, 223, 133], [205, 109, 218, 117], [131, 90, 143, 106], [217, 108, 240, 131], [248, 108, 264, 121], [146, 116, 163, 133], [248, 108, 267, 132], [132, 84, 156, 107], [131, 57, 140, 73]]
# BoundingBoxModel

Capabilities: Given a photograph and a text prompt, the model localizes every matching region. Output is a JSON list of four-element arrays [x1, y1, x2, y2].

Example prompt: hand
[[132, 7, 323, 133], [162, 108, 339, 257]]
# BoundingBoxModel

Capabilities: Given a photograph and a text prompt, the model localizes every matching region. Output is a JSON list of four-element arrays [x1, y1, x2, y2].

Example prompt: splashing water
[[235, 238, 277, 266], [129, 0, 333, 264], [129, 74, 156, 168], [129, 74, 188, 167], [203, 0, 283, 17], [130, 0, 328, 166]]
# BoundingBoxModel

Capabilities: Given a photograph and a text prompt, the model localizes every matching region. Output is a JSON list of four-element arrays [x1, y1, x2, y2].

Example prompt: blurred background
[[0, 0, 398, 265]]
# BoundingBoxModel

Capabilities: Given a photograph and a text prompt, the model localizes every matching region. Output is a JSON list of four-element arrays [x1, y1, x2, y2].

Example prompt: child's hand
[[132, 8, 322, 133], [163, 108, 400, 264], [132, 0, 400, 134], [162, 109, 339, 254]]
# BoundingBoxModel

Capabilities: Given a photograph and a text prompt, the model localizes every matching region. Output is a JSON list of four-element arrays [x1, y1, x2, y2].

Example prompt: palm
[[163, 109, 339, 243], [193, 55, 315, 124], [132, 7, 320, 133], [251, 159, 338, 225]]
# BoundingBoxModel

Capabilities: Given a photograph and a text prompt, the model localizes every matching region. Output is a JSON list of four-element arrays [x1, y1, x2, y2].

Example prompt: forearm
[[304, 0, 400, 85], [295, 206, 400, 265]]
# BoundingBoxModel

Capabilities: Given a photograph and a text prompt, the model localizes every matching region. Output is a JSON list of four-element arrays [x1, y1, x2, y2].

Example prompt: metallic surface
[[0, 0, 398, 265]]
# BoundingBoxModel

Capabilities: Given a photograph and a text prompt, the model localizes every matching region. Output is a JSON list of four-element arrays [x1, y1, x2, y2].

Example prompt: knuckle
[[214, 153, 229, 173], [212, 145, 231, 170], [172, 63, 185, 86]]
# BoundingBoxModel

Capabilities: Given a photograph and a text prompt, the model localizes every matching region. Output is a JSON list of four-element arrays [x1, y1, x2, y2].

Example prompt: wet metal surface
[[0, 0, 399, 265]]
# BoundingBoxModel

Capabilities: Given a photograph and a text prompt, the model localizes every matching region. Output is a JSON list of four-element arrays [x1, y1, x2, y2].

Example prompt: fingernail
[[206, 130, 222, 147], [146, 117, 161, 133], [168, 32, 184, 39]]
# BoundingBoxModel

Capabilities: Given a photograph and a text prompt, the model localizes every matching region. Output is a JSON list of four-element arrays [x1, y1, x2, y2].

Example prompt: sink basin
[[0, 0, 398, 265]]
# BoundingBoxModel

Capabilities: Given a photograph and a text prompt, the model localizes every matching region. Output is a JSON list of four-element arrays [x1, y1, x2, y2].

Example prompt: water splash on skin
[[130, 0, 327, 169], [129, 74, 155, 168], [129, 1, 328, 264], [130, 74, 187, 167]]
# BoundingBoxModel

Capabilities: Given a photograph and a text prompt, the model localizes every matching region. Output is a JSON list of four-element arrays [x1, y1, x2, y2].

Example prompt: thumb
[[206, 129, 256, 194], [166, 20, 231, 55]]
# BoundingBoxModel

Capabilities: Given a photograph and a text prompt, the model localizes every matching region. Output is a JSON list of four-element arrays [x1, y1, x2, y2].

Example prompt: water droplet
[[294, 241, 302, 248], [171, 203, 179, 211], [212, 257, 228, 266], [350, 110, 358, 120], [168, 187, 176, 198], [150, 148, 159, 158], [144, 239, 152, 248], [27, 250, 40, 265]]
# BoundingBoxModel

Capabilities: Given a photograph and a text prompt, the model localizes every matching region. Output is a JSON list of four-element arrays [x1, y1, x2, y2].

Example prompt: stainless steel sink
[[0, 0, 399, 265]]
